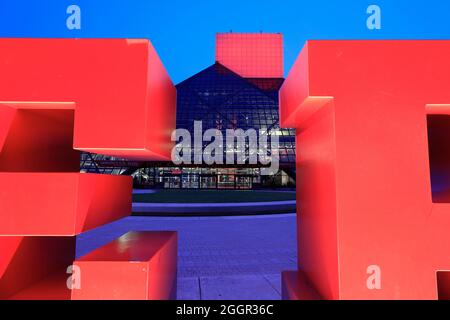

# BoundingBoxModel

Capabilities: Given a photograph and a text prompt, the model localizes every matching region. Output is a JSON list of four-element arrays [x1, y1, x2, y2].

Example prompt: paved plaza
[[76, 213, 297, 300]]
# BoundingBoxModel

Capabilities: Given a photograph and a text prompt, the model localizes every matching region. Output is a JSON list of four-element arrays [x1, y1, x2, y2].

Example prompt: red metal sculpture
[[0, 39, 177, 300], [280, 40, 450, 300]]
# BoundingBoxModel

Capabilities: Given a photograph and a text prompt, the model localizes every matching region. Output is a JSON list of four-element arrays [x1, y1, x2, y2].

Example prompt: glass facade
[[80, 50, 296, 189], [176, 62, 296, 165], [128, 167, 266, 189], [80, 152, 129, 175]]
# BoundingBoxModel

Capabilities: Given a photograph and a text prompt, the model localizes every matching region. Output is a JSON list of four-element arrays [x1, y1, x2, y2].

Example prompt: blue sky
[[0, 0, 449, 83]]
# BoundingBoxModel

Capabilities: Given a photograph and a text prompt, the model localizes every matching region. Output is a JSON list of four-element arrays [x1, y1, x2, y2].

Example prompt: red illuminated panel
[[0, 236, 74, 300], [216, 33, 283, 78], [0, 39, 176, 160], [0, 173, 132, 235], [72, 231, 177, 300], [0, 103, 79, 172], [280, 41, 450, 299]]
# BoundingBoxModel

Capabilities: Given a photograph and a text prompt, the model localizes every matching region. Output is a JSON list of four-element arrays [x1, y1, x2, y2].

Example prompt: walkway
[[76, 213, 297, 300]]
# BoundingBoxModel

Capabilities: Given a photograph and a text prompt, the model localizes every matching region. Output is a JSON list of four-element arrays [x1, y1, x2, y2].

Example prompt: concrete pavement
[[76, 213, 297, 300]]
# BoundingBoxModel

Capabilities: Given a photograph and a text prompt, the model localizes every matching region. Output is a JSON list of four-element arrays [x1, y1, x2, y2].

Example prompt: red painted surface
[[437, 272, 450, 300], [0, 38, 178, 300], [281, 271, 320, 300], [0, 38, 176, 160], [0, 236, 75, 299], [72, 231, 177, 300], [280, 41, 450, 299], [0, 103, 79, 172], [8, 270, 73, 300], [216, 33, 283, 78], [0, 172, 131, 236]]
